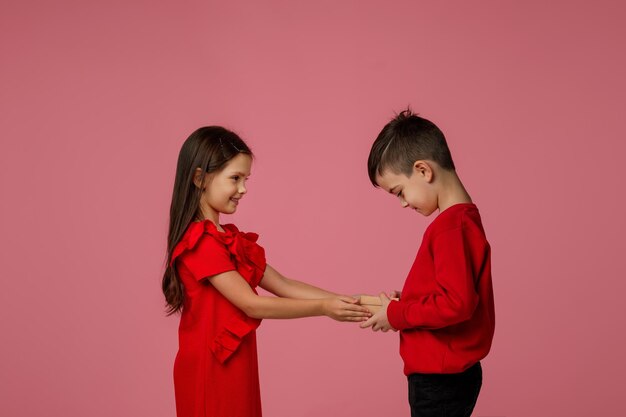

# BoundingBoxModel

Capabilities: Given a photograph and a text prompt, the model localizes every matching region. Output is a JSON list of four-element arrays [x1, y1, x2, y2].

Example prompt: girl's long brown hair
[[162, 126, 252, 315]]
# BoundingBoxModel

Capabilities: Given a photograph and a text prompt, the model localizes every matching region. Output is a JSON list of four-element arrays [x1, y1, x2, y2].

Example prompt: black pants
[[408, 362, 482, 417]]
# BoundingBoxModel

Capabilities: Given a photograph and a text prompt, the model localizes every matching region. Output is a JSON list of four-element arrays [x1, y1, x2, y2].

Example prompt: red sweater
[[387, 203, 495, 375]]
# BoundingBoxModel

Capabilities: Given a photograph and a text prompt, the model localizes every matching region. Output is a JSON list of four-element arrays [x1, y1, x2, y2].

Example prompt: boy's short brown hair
[[368, 109, 455, 186]]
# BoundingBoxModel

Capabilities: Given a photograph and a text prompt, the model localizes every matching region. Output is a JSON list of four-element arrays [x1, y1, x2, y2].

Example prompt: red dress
[[170, 220, 267, 417]]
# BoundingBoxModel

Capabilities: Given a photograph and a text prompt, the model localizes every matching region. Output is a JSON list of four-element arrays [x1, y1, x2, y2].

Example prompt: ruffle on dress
[[171, 220, 267, 364]]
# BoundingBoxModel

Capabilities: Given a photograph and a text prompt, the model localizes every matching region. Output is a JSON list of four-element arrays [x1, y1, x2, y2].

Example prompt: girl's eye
[[231, 176, 240, 181], [396, 191, 402, 197]]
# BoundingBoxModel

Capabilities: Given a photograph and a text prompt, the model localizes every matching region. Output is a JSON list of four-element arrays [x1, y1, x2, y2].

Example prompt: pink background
[[2, 1, 625, 416]]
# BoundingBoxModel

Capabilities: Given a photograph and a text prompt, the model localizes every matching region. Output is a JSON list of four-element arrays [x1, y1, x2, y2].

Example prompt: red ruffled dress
[[170, 220, 267, 417]]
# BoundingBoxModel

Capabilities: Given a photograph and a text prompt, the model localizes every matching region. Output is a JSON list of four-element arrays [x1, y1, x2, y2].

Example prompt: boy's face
[[375, 161, 438, 216]]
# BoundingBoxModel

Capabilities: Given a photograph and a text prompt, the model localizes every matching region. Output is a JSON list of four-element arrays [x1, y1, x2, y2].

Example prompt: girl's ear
[[193, 168, 205, 189], [413, 161, 434, 183]]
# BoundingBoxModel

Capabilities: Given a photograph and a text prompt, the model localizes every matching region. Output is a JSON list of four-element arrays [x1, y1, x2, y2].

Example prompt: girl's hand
[[323, 296, 372, 322], [350, 294, 363, 304], [389, 290, 401, 300]]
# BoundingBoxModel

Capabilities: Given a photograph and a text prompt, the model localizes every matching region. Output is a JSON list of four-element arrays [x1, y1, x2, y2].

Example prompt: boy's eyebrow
[[389, 185, 398, 194], [230, 171, 251, 177]]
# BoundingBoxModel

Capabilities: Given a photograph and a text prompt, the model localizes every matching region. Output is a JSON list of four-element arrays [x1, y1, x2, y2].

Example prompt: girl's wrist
[[319, 298, 329, 317]]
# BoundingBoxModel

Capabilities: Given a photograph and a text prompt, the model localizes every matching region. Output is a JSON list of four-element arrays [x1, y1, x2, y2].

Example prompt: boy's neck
[[436, 170, 473, 212]]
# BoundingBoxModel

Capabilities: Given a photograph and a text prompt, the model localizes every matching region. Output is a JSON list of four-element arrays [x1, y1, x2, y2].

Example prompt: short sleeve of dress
[[180, 235, 236, 281]]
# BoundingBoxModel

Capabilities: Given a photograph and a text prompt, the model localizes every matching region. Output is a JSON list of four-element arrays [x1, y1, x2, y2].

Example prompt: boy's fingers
[[360, 316, 375, 328]]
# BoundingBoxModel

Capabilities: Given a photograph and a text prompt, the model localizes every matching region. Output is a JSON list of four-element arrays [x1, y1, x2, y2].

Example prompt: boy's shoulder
[[425, 203, 485, 242]]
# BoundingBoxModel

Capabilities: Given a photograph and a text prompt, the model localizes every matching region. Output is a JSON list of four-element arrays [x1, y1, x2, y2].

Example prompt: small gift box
[[359, 295, 399, 314]]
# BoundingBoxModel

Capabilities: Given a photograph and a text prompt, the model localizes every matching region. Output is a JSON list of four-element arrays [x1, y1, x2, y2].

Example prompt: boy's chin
[[415, 207, 437, 216]]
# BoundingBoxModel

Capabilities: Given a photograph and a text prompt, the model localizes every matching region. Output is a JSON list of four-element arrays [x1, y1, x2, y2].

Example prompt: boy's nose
[[400, 199, 409, 208], [239, 185, 247, 194]]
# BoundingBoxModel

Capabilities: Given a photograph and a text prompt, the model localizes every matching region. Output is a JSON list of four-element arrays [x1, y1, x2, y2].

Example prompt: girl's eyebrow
[[389, 186, 398, 194], [230, 171, 251, 177]]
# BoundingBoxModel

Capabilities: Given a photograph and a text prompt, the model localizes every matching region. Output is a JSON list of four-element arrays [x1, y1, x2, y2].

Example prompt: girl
[[162, 126, 371, 417]]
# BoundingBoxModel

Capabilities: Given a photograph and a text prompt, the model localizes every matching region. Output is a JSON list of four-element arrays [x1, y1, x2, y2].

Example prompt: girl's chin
[[218, 200, 240, 214]]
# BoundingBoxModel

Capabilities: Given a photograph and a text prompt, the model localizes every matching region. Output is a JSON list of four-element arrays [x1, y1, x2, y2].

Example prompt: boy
[[360, 110, 495, 417]]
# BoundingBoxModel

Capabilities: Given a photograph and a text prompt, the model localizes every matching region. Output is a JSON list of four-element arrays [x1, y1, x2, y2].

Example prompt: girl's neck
[[197, 205, 224, 232]]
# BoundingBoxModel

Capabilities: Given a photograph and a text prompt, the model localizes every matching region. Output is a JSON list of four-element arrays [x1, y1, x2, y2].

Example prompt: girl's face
[[196, 153, 252, 220]]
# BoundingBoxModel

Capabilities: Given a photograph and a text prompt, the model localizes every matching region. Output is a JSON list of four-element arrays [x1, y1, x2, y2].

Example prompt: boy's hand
[[389, 290, 401, 300], [359, 293, 397, 332]]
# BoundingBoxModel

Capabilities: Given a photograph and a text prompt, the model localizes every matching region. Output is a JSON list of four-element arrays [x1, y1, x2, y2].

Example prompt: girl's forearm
[[280, 277, 339, 299], [247, 296, 327, 319]]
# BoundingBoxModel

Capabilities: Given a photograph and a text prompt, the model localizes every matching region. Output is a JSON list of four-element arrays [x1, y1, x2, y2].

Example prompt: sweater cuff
[[387, 300, 411, 330]]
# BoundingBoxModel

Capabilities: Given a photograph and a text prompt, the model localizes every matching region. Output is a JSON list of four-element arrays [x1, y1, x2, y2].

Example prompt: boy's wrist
[[386, 299, 407, 330]]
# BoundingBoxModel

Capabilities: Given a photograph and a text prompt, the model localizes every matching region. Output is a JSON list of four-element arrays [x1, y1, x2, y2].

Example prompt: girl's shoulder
[[171, 221, 229, 266], [170, 220, 263, 267]]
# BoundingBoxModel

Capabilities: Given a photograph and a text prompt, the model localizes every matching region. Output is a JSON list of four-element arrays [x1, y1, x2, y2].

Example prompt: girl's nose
[[239, 184, 247, 194], [400, 198, 409, 208]]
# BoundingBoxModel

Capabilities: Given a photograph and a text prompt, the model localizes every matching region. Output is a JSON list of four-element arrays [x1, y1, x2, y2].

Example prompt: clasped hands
[[326, 291, 400, 332]]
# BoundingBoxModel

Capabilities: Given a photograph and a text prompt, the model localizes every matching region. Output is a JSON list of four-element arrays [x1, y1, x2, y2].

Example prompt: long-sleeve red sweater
[[387, 203, 495, 375]]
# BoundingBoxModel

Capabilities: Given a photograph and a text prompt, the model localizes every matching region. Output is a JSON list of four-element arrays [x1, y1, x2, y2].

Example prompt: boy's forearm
[[387, 292, 478, 330]]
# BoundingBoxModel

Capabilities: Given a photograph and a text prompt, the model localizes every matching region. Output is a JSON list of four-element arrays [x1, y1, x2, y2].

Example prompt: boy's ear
[[413, 161, 434, 182]]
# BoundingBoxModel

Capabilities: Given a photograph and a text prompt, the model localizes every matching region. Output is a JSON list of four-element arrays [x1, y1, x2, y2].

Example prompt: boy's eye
[[231, 176, 240, 181], [396, 190, 402, 197]]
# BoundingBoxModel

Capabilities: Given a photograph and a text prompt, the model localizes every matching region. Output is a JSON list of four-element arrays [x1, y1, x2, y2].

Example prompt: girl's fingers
[[341, 309, 369, 317], [345, 304, 370, 313], [349, 309, 372, 316], [337, 309, 370, 320]]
